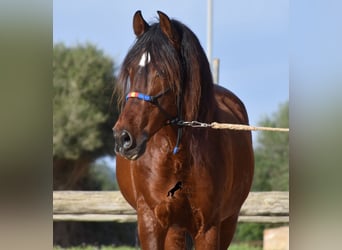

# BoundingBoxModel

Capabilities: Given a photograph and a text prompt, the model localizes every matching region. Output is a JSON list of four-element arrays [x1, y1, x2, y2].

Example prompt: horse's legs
[[194, 225, 220, 250], [219, 213, 239, 250], [136, 202, 167, 250], [164, 227, 188, 250]]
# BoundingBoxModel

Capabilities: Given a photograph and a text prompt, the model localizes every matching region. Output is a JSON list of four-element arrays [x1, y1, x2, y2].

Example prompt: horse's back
[[213, 84, 249, 125]]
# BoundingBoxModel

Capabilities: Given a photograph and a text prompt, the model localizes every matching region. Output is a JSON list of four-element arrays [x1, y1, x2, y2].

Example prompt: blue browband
[[126, 92, 154, 102]]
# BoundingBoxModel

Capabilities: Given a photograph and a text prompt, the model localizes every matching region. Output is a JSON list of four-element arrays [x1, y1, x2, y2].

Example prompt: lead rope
[[176, 120, 289, 132]]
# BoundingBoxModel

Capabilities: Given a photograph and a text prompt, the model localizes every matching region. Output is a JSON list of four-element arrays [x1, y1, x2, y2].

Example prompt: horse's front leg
[[136, 200, 167, 250], [194, 225, 220, 250], [164, 226, 189, 250]]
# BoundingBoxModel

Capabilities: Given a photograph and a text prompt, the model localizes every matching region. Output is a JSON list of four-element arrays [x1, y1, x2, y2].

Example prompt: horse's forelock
[[116, 23, 183, 105]]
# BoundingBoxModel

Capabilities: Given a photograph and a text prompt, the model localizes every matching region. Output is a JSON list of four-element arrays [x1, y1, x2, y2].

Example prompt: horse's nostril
[[121, 130, 133, 150]]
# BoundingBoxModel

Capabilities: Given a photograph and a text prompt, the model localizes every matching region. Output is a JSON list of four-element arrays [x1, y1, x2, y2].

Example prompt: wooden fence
[[53, 191, 288, 224]]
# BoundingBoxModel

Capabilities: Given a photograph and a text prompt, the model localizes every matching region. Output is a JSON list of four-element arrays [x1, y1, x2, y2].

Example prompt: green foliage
[[53, 244, 261, 250], [87, 160, 118, 190], [229, 243, 262, 250], [53, 43, 118, 160], [233, 223, 266, 243], [252, 101, 289, 191]]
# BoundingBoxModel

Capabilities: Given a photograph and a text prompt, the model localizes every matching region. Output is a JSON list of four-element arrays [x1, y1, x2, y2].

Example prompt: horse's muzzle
[[113, 129, 147, 160]]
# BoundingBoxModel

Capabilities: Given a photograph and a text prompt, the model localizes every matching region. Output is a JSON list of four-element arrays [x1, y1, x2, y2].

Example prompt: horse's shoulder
[[213, 85, 249, 124]]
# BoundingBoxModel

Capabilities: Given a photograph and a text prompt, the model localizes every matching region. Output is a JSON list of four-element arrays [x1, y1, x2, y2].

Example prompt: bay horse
[[113, 10, 254, 249]]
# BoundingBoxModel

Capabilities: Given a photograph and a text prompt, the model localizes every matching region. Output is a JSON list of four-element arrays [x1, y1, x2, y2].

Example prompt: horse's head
[[113, 11, 183, 160]]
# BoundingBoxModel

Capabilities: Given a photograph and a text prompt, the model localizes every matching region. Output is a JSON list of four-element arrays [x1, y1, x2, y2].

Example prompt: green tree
[[252, 101, 289, 191], [53, 43, 118, 189], [86, 160, 119, 191]]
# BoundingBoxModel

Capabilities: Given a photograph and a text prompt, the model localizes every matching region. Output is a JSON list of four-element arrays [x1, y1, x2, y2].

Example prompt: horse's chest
[[135, 170, 192, 223], [133, 153, 216, 229], [150, 186, 200, 229]]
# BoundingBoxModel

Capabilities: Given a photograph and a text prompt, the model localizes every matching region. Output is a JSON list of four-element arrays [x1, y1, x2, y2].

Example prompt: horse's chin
[[115, 141, 147, 161]]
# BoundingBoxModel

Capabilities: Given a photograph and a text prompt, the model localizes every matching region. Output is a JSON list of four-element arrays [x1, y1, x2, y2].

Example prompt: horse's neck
[[146, 126, 191, 163]]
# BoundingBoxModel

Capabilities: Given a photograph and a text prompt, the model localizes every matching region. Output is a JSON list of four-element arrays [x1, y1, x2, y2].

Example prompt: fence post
[[212, 58, 220, 84]]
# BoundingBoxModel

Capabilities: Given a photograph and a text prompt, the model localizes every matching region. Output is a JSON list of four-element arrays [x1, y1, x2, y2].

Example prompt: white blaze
[[138, 52, 151, 67]]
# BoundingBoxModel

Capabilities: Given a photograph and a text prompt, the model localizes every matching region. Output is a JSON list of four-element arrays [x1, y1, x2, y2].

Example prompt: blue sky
[[53, 0, 288, 147]]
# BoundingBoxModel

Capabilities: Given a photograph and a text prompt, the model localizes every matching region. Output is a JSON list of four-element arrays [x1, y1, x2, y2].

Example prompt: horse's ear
[[157, 11, 179, 47], [133, 10, 149, 37]]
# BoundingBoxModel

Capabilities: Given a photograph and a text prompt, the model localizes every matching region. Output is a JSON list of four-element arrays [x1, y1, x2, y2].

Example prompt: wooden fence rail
[[53, 191, 288, 224]]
